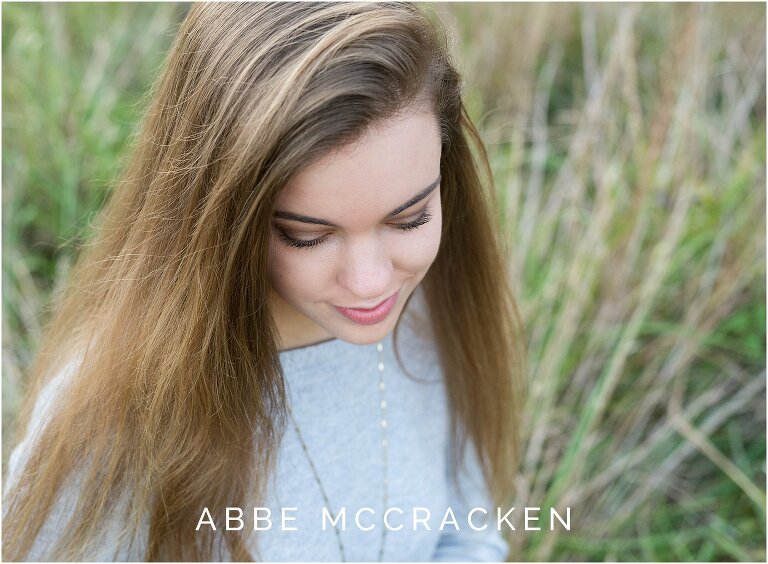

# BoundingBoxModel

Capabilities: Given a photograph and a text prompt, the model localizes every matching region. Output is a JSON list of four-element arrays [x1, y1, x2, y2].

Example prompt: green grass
[[2, 0, 187, 489], [3, 3, 766, 561]]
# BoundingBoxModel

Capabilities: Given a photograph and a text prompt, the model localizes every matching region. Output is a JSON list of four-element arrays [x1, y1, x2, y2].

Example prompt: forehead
[[276, 110, 442, 221]]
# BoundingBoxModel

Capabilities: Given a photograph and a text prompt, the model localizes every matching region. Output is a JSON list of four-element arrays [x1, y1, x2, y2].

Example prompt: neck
[[270, 289, 335, 352]]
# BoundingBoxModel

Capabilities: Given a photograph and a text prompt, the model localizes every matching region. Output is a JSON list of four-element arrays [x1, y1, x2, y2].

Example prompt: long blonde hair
[[3, 3, 526, 560]]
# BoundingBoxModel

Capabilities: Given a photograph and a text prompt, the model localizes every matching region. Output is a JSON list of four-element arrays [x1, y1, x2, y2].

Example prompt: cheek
[[268, 235, 286, 284], [393, 208, 442, 273], [268, 237, 304, 296], [269, 237, 330, 298]]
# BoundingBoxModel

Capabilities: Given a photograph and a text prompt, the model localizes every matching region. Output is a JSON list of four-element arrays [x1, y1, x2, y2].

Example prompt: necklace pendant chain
[[286, 341, 389, 562], [376, 341, 388, 561]]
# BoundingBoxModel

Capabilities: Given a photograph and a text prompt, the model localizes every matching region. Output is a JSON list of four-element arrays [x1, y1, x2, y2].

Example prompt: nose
[[337, 234, 394, 302]]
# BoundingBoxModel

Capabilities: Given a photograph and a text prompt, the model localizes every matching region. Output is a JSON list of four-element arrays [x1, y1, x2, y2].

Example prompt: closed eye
[[276, 206, 434, 250], [277, 231, 328, 249], [391, 208, 432, 231]]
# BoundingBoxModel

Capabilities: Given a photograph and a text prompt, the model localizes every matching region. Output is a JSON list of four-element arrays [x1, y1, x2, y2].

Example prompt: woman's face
[[268, 109, 443, 348]]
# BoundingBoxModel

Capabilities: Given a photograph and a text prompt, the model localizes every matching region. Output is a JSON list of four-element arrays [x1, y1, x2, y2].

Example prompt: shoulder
[[4, 351, 147, 560], [6, 352, 83, 490]]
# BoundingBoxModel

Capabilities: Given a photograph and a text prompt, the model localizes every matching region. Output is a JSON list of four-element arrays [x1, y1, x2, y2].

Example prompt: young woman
[[3, 3, 526, 561]]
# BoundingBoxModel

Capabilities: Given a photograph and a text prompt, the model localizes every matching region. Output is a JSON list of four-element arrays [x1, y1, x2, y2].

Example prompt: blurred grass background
[[2, 3, 765, 562]]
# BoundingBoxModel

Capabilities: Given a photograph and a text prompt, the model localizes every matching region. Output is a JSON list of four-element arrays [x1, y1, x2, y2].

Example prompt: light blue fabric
[[4, 288, 509, 561]]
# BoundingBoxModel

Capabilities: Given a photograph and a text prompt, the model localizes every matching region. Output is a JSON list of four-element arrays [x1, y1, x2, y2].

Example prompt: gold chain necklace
[[286, 341, 389, 561]]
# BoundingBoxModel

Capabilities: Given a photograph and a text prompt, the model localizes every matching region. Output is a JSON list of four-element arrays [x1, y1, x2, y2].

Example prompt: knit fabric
[[4, 289, 509, 561]]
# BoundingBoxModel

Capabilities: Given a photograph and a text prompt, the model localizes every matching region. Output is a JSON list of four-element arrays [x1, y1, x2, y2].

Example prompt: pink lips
[[335, 291, 400, 325]]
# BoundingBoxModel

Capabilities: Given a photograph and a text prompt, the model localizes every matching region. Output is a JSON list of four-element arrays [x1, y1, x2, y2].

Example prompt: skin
[[268, 107, 443, 350]]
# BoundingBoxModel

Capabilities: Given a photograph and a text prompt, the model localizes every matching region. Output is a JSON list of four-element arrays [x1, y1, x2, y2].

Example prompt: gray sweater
[[4, 292, 509, 561]]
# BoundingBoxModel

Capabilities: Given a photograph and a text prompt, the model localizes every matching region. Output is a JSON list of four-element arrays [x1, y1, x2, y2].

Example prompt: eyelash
[[278, 207, 433, 250]]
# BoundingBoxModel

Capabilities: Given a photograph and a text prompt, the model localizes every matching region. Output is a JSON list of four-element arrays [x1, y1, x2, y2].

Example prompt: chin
[[341, 333, 387, 346]]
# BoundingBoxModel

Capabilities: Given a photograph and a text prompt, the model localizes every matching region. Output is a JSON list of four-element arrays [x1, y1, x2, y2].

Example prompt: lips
[[335, 291, 400, 325]]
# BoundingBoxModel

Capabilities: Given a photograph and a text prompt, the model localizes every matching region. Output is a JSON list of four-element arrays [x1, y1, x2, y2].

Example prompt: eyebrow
[[273, 175, 441, 227]]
